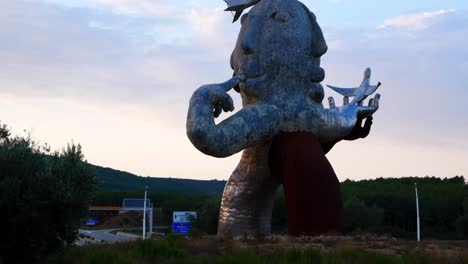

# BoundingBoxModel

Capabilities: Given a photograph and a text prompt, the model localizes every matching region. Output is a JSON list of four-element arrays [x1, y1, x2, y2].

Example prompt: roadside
[[76, 229, 136, 245]]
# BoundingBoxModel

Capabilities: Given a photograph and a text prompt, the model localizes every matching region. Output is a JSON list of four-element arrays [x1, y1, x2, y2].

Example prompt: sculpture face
[[231, 0, 328, 101]]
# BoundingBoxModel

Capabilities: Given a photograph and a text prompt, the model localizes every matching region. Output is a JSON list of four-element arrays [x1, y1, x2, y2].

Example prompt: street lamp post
[[143, 186, 148, 240], [415, 183, 420, 242]]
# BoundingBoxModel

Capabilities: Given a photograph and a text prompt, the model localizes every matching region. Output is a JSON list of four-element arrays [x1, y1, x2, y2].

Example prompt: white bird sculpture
[[327, 68, 381, 105], [224, 0, 262, 22]]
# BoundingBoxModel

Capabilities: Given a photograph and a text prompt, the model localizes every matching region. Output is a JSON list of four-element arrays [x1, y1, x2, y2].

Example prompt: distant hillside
[[92, 165, 226, 195], [92, 162, 467, 199]]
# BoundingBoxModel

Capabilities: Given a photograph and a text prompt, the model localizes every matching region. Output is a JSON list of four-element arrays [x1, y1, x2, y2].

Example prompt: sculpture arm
[[186, 83, 281, 158]]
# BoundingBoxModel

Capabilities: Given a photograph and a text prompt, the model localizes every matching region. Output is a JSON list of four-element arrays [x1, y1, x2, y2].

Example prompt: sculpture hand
[[198, 75, 245, 118], [327, 93, 380, 119], [346, 94, 380, 140], [323, 93, 380, 143], [343, 116, 373, 140], [346, 93, 380, 139], [353, 93, 380, 119]]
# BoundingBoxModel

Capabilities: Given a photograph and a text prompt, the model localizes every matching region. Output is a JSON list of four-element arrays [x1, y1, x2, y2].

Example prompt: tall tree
[[0, 124, 95, 263]]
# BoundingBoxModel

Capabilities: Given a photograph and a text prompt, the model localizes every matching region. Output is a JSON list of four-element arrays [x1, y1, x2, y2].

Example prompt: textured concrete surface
[[186, 0, 381, 236]]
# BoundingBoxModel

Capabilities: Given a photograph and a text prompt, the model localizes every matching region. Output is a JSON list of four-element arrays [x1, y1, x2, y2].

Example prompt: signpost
[[173, 211, 197, 235], [122, 198, 153, 237], [415, 183, 421, 241], [142, 186, 148, 240]]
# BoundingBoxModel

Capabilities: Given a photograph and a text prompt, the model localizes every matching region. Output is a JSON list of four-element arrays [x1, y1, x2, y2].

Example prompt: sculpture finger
[[364, 116, 374, 128], [358, 94, 380, 117], [343, 96, 349, 105], [219, 74, 246, 92], [328, 97, 336, 108], [373, 93, 381, 108], [359, 116, 373, 138], [213, 103, 222, 118], [221, 94, 235, 112]]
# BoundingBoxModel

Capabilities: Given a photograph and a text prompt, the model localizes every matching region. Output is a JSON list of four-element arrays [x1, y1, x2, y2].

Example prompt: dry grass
[[48, 235, 468, 264]]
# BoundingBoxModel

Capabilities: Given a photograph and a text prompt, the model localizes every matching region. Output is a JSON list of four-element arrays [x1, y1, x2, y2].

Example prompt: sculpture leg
[[269, 132, 343, 236], [218, 144, 280, 236]]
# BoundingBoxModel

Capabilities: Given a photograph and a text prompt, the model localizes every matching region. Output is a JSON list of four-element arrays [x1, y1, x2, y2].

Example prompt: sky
[[0, 0, 467, 181]]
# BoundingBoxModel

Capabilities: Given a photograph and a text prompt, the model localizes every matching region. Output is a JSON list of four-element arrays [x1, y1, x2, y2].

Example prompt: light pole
[[143, 185, 147, 240], [415, 183, 420, 242]]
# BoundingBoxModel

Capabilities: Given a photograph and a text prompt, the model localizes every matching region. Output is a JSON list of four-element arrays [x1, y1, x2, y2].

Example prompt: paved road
[[77, 229, 134, 245]]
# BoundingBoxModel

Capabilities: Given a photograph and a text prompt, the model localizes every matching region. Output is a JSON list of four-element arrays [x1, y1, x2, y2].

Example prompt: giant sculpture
[[186, 0, 381, 236]]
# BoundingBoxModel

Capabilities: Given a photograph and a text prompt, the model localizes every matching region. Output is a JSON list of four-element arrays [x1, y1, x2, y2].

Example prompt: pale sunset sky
[[0, 0, 467, 181]]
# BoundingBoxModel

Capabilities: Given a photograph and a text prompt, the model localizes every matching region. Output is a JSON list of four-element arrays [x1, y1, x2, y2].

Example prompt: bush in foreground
[[0, 123, 95, 263]]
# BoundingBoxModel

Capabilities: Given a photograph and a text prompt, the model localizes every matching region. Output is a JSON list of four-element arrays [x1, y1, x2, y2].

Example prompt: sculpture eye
[[241, 13, 248, 24], [271, 11, 290, 23]]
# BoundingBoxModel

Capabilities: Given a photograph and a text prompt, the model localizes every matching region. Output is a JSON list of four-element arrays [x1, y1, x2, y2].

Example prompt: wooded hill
[[92, 164, 467, 239], [92, 165, 226, 195]]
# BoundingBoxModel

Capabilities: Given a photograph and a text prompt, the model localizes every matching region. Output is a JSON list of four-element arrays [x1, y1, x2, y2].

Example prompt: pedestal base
[[269, 132, 343, 236]]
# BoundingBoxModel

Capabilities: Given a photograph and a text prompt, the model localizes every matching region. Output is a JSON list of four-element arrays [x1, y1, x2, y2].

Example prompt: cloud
[[378, 9, 456, 30], [323, 9, 468, 151], [94, 0, 175, 16], [1, 1, 467, 180], [41, 0, 177, 17]]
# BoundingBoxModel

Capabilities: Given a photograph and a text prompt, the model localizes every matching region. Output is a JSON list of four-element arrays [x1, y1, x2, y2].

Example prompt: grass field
[[47, 234, 468, 264]]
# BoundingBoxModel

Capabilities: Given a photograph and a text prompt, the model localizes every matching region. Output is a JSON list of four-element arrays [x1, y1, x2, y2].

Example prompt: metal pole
[[149, 208, 153, 237], [143, 186, 147, 240], [415, 183, 420, 242]]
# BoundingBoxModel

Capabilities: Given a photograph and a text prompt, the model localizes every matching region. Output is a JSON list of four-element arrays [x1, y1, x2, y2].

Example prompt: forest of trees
[[92, 176, 468, 240], [341, 177, 467, 239]]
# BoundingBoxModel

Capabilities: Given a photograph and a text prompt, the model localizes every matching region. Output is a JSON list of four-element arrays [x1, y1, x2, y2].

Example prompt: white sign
[[173, 211, 197, 223]]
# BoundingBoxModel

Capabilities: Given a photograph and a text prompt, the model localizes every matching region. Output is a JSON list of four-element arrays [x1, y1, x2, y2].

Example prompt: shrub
[[0, 123, 95, 263]]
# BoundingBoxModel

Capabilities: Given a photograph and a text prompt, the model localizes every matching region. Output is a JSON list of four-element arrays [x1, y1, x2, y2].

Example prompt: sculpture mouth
[[244, 73, 267, 85], [235, 59, 263, 81], [233, 71, 266, 92], [234, 70, 266, 82]]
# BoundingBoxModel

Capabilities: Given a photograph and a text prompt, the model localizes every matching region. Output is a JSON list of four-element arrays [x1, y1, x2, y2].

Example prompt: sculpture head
[[364, 67, 371, 79], [230, 0, 328, 102]]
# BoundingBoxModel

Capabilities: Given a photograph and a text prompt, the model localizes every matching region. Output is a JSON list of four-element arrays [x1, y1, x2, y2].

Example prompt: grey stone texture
[[186, 0, 380, 236]]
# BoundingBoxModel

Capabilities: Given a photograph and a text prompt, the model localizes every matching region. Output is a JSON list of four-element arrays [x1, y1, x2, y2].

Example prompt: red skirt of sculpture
[[269, 131, 343, 236]]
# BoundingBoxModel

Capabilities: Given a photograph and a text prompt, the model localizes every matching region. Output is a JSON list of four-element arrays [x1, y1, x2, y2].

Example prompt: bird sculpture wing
[[363, 82, 382, 95], [224, 0, 262, 22], [363, 84, 380, 96], [326, 85, 360, 97], [224, 0, 249, 6]]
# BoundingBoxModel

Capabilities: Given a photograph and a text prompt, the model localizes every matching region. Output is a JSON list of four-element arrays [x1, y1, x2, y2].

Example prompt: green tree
[[0, 124, 95, 263], [343, 197, 384, 233], [341, 177, 466, 239], [456, 196, 468, 239]]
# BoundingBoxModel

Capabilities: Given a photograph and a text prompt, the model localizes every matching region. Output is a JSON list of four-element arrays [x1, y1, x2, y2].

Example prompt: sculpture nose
[[241, 38, 255, 55], [240, 26, 258, 55]]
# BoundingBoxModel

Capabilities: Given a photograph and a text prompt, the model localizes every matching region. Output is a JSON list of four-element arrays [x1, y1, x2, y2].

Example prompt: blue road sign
[[85, 219, 98, 226], [173, 223, 191, 235], [173, 211, 197, 235]]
